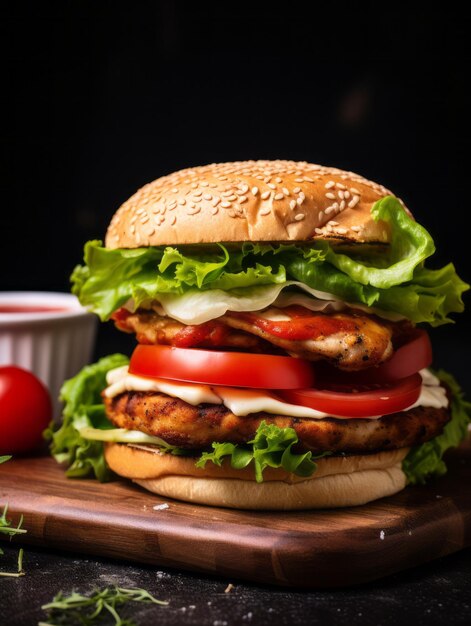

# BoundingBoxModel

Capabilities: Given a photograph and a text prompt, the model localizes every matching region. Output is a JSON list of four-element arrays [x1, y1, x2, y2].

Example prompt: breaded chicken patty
[[103, 390, 450, 455]]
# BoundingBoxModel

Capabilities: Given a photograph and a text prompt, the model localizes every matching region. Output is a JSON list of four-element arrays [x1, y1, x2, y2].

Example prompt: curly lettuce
[[196, 421, 328, 482], [403, 371, 471, 484], [72, 197, 468, 325], [45, 354, 130, 481]]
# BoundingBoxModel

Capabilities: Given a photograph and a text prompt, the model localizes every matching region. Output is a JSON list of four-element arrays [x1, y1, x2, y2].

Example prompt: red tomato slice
[[278, 373, 422, 418], [129, 344, 315, 389]]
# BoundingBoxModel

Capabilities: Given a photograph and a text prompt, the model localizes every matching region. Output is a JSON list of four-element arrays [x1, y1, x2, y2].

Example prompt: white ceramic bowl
[[0, 292, 97, 419]]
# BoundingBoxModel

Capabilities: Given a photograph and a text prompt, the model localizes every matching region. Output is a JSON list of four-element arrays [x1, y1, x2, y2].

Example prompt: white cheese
[[104, 368, 221, 405], [104, 366, 448, 419], [215, 387, 329, 418]]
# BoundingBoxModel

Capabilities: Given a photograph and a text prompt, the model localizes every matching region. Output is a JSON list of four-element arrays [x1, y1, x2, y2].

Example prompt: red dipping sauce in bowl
[[0, 292, 97, 419]]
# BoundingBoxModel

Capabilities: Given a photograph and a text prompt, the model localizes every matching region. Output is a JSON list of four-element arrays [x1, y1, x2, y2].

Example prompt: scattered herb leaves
[[39, 586, 168, 626]]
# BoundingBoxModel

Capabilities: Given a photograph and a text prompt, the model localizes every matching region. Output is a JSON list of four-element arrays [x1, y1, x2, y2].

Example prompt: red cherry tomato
[[129, 344, 315, 389], [0, 366, 52, 454], [278, 373, 422, 418]]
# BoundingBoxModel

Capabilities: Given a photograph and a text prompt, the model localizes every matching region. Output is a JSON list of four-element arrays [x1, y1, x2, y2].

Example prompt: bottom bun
[[105, 443, 409, 510]]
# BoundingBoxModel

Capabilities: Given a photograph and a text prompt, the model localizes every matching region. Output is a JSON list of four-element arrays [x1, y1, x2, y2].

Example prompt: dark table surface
[[1, 327, 471, 626], [1, 543, 471, 626]]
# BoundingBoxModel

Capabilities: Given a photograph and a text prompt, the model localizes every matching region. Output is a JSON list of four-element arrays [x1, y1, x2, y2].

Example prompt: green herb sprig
[[0, 455, 27, 577], [39, 586, 168, 626]]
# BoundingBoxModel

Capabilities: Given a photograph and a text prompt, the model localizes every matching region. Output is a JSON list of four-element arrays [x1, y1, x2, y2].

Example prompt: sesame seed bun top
[[105, 160, 405, 249]]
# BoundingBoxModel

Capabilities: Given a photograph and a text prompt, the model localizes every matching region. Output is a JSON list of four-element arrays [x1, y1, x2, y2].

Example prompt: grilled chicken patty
[[104, 391, 450, 455], [115, 306, 399, 370]]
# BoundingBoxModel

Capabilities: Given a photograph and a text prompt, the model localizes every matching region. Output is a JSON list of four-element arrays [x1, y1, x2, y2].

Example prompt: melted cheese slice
[[105, 367, 448, 420]]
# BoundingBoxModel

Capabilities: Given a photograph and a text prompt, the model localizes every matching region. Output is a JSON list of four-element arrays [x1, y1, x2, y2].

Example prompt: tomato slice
[[278, 373, 422, 418], [129, 344, 315, 389]]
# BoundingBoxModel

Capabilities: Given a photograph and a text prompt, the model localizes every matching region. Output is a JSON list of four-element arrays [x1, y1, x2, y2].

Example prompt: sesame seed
[[325, 205, 336, 215], [136, 208, 145, 215], [274, 193, 284, 200], [294, 213, 305, 221], [328, 220, 339, 226], [178, 198, 186, 205], [200, 181, 209, 187], [193, 196, 202, 203], [130, 215, 138, 222], [335, 227, 348, 234], [222, 191, 232, 197], [203, 193, 212, 200], [350, 187, 360, 195], [348, 195, 360, 208], [338, 190, 345, 199], [227, 195, 237, 201], [240, 184, 249, 193], [172, 188, 179, 193], [335, 182, 346, 190], [340, 200, 346, 210], [146, 227, 155, 236], [170, 215, 177, 225], [294, 178, 304, 183], [296, 197, 304, 206], [212, 197, 220, 207], [239, 195, 248, 203], [140, 216, 149, 224], [188, 206, 201, 215], [289, 200, 297, 210], [168, 200, 177, 208], [260, 208, 271, 216], [315, 228, 323, 234], [261, 191, 271, 200], [293, 187, 301, 194], [251, 186, 259, 196], [275, 177, 282, 183], [303, 176, 314, 182], [351, 225, 362, 232], [221, 201, 232, 208], [193, 190, 203, 197], [325, 192, 336, 200], [318, 210, 324, 221], [211, 206, 219, 215], [267, 183, 276, 189], [130, 225, 136, 234], [344, 190, 350, 199], [325, 181, 335, 189]]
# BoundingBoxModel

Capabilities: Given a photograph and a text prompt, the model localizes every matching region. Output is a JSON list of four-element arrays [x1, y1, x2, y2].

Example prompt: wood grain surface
[[1, 442, 470, 588]]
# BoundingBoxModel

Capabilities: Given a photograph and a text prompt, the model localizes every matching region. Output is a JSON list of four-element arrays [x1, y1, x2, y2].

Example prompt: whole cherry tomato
[[0, 366, 52, 455]]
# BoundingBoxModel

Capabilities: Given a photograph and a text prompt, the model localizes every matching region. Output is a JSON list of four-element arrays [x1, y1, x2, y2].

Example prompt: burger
[[49, 160, 470, 510]]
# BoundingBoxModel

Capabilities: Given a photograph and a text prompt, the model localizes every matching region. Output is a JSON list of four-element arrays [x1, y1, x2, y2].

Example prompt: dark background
[[2, 0, 470, 372]]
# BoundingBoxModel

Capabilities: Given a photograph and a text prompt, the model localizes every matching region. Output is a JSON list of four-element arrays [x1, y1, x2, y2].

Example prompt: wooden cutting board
[[1, 442, 470, 588]]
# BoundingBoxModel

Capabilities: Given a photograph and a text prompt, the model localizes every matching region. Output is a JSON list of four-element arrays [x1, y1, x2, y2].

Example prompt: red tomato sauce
[[172, 321, 230, 348], [0, 305, 70, 313], [229, 307, 357, 341]]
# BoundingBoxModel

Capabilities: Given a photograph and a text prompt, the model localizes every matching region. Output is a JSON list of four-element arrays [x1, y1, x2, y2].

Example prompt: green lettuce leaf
[[45, 354, 130, 481], [195, 421, 329, 483], [71, 197, 468, 326], [403, 370, 471, 484]]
